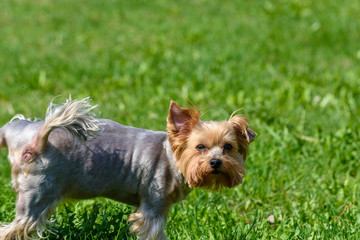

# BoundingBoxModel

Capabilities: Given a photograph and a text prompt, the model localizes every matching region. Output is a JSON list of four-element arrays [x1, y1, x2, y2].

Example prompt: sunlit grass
[[0, 0, 359, 239]]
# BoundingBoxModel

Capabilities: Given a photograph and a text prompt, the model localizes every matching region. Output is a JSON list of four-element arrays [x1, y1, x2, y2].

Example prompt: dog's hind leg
[[0, 181, 62, 240]]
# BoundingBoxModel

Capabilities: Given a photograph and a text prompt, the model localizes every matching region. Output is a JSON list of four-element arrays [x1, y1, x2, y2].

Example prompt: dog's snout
[[210, 159, 222, 169]]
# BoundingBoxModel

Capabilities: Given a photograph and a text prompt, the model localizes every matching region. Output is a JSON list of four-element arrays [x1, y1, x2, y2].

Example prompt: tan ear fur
[[229, 115, 256, 159], [166, 101, 200, 159]]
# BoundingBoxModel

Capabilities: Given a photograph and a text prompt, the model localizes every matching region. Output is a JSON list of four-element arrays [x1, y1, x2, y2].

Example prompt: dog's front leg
[[128, 200, 169, 240]]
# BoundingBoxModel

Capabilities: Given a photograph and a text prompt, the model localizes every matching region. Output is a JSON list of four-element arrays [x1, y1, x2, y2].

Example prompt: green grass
[[1, 0, 360, 239]]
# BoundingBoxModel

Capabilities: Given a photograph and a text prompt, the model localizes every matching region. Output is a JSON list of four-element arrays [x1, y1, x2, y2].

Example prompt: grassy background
[[1, 0, 360, 239]]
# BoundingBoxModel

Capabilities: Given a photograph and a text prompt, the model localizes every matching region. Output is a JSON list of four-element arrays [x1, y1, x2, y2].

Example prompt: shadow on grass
[[44, 201, 137, 240]]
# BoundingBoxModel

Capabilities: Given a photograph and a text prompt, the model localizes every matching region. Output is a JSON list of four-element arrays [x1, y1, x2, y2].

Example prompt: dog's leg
[[128, 202, 169, 240], [0, 185, 61, 240]]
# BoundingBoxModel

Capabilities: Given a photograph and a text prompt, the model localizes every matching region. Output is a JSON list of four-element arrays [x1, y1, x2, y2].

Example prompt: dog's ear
[[167, 101, 200, 132], [246, 127, 257, 143], [229, 115, 256, 143], [229, 115, 256, 160]]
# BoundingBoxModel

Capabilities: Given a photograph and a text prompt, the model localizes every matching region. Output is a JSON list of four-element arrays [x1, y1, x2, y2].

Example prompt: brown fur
[[128, 211, 167, 239], [167, 102, 256, 190], [167, 101, 200, 160], [229, 115, 255, 160]]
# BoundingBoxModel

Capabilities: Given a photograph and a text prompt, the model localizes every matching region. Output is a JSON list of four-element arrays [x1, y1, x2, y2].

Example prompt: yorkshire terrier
[[0, 97, 256, 240]]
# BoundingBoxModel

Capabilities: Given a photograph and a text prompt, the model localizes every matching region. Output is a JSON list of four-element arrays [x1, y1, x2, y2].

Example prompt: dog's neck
[[163, 137, 192, 201]]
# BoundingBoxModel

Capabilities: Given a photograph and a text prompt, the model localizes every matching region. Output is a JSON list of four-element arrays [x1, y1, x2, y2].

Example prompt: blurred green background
[[1, 0, 360, 239]]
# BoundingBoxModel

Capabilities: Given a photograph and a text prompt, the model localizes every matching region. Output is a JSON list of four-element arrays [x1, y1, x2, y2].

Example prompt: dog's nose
[[210, 159, 222, 169]]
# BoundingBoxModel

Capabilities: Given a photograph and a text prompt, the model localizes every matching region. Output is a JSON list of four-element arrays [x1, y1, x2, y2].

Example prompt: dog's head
[[167, 101, 256, 190]]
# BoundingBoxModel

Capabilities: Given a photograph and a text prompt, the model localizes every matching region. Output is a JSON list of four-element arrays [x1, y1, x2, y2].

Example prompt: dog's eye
[[196, 144, 206, 151], [224, 143, 233, 151]]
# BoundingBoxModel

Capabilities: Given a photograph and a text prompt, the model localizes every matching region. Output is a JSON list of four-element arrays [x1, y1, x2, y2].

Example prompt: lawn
[[0, 0, 360, 239]]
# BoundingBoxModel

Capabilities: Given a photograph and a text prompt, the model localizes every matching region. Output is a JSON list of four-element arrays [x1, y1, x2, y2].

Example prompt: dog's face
[[167, 101, 256, 190]]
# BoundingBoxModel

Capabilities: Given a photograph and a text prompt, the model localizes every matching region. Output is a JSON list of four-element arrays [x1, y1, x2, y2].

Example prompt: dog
[[0, 97, 256, 240]]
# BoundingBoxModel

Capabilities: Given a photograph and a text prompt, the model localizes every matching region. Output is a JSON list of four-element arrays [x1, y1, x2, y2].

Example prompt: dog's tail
[[22, 97, 103, 162]]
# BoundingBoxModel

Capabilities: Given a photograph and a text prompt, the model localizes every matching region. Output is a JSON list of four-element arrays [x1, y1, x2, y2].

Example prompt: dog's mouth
[[211, 169, 221, 174]]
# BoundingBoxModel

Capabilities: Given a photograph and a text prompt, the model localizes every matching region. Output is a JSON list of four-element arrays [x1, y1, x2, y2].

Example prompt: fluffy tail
[[22, 97, 103, 162]]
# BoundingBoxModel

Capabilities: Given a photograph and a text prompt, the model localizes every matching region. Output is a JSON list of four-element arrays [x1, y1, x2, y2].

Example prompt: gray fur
[[0, 100, 189, 240], [0, 97, 253, 240]]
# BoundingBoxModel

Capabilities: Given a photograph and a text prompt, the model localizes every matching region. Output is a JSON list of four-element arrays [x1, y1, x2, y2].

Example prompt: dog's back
[[1, 101, 179, 206], [0, 98, 185, 240], [43, 119, 175, 206]]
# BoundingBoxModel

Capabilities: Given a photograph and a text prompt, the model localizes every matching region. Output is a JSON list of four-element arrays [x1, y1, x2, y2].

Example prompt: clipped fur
[[0, 98, 256, 240]]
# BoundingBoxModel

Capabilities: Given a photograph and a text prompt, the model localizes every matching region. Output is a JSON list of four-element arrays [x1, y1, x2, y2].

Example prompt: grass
[[1, 0, 360, 239]]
